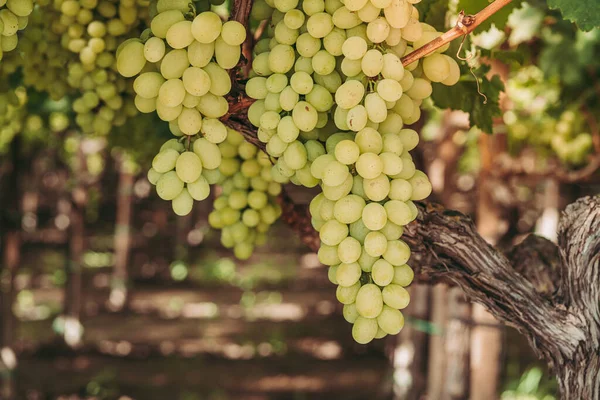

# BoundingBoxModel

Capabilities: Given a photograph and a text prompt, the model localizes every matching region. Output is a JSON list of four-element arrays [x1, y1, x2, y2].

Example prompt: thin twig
[[401, 0, 514, 67]]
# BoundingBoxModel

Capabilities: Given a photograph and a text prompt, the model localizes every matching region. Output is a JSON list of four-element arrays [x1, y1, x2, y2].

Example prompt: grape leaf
[[414, 0, 450, 31], [546, 0, 600, 31], [430, 67, 504, 133], [457, 0, 523, 31]]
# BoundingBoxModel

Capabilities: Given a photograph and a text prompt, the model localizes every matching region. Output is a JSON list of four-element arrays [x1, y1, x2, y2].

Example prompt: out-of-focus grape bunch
[[504, 66, 593, 166]]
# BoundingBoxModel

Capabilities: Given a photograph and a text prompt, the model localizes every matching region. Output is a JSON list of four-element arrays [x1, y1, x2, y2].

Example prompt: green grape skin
[[355, 283, 383, 319], [352, 316, 378, 344], [156, 171, 185, 200], [377, 305, 404, 335], [382, 284, 410, 309], [172, 188, 194, 216]]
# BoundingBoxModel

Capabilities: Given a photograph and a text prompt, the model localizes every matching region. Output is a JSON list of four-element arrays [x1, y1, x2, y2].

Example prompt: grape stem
[[400, 0, 514, 67]]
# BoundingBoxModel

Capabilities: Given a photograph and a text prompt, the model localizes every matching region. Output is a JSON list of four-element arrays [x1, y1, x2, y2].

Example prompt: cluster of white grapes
[[147, 132, 223, 216], [117, 0, 247, 212], [244, 0, 460, 342], [207, 129, 283, 260], [33, 0, 150, 135], [17, 8, 73, 101], [0, 0, 33, 61]]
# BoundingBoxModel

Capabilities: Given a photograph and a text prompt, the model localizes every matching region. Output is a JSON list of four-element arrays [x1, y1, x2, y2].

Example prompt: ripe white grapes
[[119, 0, 248, 220], [246, 0, 459, 343]]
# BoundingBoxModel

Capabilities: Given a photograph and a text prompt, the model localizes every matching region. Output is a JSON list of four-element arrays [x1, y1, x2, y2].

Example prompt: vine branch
[[401, 0, 514, 66]]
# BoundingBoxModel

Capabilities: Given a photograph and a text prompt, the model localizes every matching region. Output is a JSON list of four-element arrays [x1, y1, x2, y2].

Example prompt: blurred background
[[2, 0, 600, 399]]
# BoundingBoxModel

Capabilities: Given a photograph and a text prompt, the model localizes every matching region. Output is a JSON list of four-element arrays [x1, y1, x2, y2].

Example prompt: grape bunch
[[35, 0, 150, 135], [0, 0, 33, 61], [207, 129, 283, 260], [118, 0, 247, 212], [17, 7, 73, 101], [243, 0, 459, 342]]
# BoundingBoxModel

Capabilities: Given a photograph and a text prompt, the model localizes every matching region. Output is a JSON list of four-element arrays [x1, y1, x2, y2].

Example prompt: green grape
[[188, 40, 215, 68], [177, 107, 202, 135], [148, 168, 162, 185], [153, 148, 180, 173], [166, 20, 194, 49], [284, 9, 305, 29], [320, 219, 349, 246], [187, 175, 211, 201], [204, 62, 232, 96], [441, 55, 460, 86], [355, 283, 383, 318], [422, 53, 450, 82], [172, 188, 194, 216], [307, 12, 334, 38], [383, 239, 410, 266], [328, 265, 339, 284], [356, 153, 384, 179], [376, 79, 403, 102], [182, 67, 211, 97], [322, 173, 353, 201], [364, 231, 387, 257], [382, 284, 410, 309], [322, 159, 349, 187], [357, 2, 380, 23], [266, 73, 289, 93], [191, 11, 222, 43], [292, 101, 319, 131], [333, 194, 365, 224], [277, 116, 300, 143], [384, 0, 411, 29], [363, 174, 390, 201], [159, 79, 186, 107], [116, 40, 146, 77], [409, 170, 432, 200], [372, 259, 394, 286], [362, 202, 387, 230], [392, 264, 414, 286], [175, 151, 203, 183], [290, 71, 314, 95], [221, 20, 247, 46], [332, 6, 361, 29], [384, 199, 414, 226], [215, 36, 242, 69], [336, 261, 362, 286], [352, 316, 378, 344], [343, 303, 359, 323], [156, 171, 185, 200], [335, 80, 365, 109], [334, 140, 360, 165], [193, 138, 222, 169], [134, 72, 165, 99], [381, 52, 405, 81], [377, 305, 404, 335], [366, 17, 390, 43], [269, 44, 296, 73], [336, 281, 361, 304], [355, 127, 383, 153], [338, 236, 362, 263], [161, 49, 190, 79], [202, 118, 228, 143]]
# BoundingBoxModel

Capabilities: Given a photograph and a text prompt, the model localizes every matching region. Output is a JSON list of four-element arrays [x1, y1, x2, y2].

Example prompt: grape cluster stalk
[[244, 0, 460, 343]]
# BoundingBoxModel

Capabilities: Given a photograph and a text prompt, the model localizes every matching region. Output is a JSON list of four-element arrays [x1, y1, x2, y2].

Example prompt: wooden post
[[110, 155, 135, 311]]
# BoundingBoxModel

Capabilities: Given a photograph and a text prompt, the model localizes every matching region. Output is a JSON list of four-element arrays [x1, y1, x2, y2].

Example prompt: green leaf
[[414, 0, 450, 31], [457, 0, 523, 31], [430, 66, 504, 132], [547, 0, 600, 31]]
